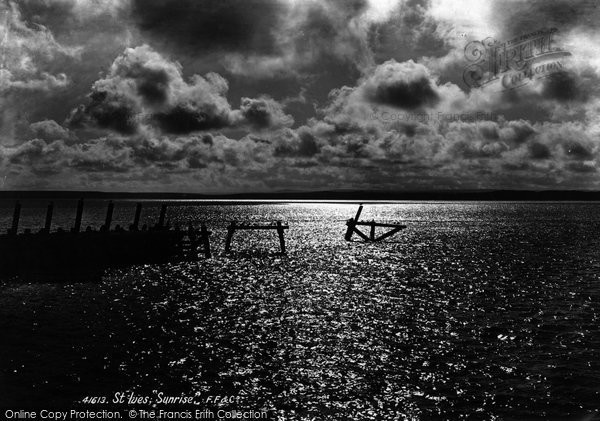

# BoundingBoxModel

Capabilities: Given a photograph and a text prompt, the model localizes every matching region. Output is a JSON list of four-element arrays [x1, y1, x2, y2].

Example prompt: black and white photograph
[[1, 0, 600, 419]]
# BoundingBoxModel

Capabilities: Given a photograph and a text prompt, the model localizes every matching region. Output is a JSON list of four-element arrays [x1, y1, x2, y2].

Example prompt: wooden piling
[[44, 201, 54, 232], [277, 220, 286, 254], [344, 218, 355, 241], [132, 202, 142, 230], [345, 204, 364, 241], [370, 220, 376, 241], [225, 221, 236, 252], [158, 204, 167, 228], [104, 200, 114, 231], [73, 198, 84, 233], [10, 201, 21, 235], [354, 204, 363, 221], [201, 223, 211, 258]]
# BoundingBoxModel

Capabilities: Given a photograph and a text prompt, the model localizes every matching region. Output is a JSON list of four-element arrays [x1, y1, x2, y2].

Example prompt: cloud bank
[[2, 0, 600, 192]]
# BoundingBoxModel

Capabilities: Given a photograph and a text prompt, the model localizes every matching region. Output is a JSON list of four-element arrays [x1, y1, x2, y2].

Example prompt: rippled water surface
[[1, 201, 600, 420]]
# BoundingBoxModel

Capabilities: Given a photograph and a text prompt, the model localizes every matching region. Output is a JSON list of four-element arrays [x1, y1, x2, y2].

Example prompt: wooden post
[[44, 201, 54, 232], [345, 205, 364, 241], [158, 204, 167, 228], [73, 198, 84, 233], [132, 202, 142, 230], [10, 201, 21, 235], [344, 218, 355, 241], [277, 220, 286, 254], [370, 220, 376, 241], [354, 204, 363, 221], [225, 221, 236, 252], [104, 200, 114, 231], [201, 223, 211, 258]]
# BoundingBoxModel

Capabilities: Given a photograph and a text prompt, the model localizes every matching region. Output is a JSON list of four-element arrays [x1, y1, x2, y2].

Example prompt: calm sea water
[[1, 201, 599, 420]]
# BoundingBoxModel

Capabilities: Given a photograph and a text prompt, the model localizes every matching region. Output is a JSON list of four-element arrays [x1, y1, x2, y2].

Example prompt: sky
[[1, 0, 600, 193]]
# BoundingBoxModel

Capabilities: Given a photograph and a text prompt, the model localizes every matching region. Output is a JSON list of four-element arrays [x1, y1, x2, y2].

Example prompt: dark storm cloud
[[479, 122, 499, 140], [65, 44, 233, 134], [502, 121, 536, 145], [66, 45, 293, 136], [273, 127, 322, 157], [541, 71, 587, 102], [128, 65, 171, 105], [130, 0, 287, 54], [153, 105, 232, 134], [450, 139, 509, 159], [371, 77, 439, 109], [440, 121, 516, 161], [529, 142, 552, 160], [238, 97, 294, 130], [563, 141, 593, 160], [362, 60, 440, 109], [68, 91, 139, 135]]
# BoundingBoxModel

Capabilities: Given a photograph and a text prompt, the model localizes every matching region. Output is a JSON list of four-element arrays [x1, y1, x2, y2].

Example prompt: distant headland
[[2, 190, 600, 201]]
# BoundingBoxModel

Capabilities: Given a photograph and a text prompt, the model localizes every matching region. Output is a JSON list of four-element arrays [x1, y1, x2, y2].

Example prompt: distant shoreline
[[2, 190, 600, 201]]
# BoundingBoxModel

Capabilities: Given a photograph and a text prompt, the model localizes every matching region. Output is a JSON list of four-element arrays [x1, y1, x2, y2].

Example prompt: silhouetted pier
[[0, 200, 211, 279]]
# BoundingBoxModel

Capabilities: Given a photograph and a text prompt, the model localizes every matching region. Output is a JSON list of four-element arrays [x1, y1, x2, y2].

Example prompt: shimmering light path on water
[[1, 202, 599, 420]]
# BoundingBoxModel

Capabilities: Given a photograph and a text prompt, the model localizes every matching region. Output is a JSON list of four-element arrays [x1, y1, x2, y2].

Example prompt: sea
[[0, 200, 599, 420]]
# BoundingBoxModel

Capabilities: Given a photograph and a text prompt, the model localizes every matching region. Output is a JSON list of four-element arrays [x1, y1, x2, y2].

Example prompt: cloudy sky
[[0, 0, 599, 192]]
